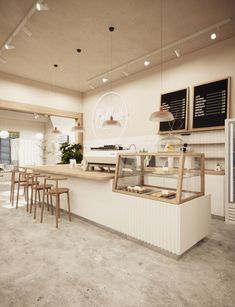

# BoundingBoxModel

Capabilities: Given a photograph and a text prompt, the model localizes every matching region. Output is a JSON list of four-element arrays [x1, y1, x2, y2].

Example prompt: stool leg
[[23, 186, 26, 201], [16, 181, 20, 209], [67, 192, 71, 222], [56, 194, 59, 228], [41, 189, 46, 223], [58, 196, 61, 219], [34, 187, 37, 219], [11, 183, 15, 206], [47, 193, 49, 211], [30, 187, 34, 214], [50, 194, 53, 215], [26, 185, 29, 212], [38, 190, 41, 208]]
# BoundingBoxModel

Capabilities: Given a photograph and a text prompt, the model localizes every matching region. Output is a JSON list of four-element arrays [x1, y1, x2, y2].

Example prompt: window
[[0, 131, 20, 165]]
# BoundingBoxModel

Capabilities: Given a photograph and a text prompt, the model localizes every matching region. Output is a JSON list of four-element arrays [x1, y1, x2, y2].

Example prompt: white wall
[[0, 72, 82, 112], [83, 37, 235, 147]]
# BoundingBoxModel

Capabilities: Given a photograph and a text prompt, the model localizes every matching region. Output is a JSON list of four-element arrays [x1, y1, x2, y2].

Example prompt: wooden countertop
[[25, 165, 115, 181]]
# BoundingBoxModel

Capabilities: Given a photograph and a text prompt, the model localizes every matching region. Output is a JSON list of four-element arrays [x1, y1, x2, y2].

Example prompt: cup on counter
[[69, 159, 76, 168]]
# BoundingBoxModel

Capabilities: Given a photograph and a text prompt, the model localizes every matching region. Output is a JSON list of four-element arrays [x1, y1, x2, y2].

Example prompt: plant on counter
[[59, 142, 83, 164]]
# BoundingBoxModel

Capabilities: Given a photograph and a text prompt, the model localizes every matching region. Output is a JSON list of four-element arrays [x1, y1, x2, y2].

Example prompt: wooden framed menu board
[[160, 88, 188, 132], [192, 78, 230, 130]]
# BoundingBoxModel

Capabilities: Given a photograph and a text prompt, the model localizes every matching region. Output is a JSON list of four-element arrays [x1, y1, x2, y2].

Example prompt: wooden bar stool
[[41, 177, 71, 228], [30, 175, 53, 219], [17, 172, 40, 211], [10, 169, 27, 208]]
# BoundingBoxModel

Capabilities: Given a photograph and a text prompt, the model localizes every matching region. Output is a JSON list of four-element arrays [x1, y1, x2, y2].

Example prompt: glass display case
[[113, 152, 205, 204]]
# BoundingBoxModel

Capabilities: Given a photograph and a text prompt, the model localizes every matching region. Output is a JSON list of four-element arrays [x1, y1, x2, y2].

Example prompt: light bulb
[[144, 60, 151, 66], [211, 33, 217, 40], [102, 77, 108, 83]]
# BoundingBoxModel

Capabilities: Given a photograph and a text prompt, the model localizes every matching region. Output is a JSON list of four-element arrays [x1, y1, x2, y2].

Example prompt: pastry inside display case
[[113, 152, 205, 204]]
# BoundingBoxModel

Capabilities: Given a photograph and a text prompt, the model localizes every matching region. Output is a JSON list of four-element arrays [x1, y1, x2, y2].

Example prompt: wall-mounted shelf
[[204, 157, 225, 160], [188, 142, 224, 146], [205, 169, 225, 175]]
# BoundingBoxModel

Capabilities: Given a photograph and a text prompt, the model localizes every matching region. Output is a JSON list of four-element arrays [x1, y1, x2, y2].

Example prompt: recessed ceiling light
[[123, 71, 129, 77], [144, 60, 151, 66], [211, 33, 217, 40], [102, 77, 108, 83], [5, 44, 15, 50], [89, 84, 95, 89]]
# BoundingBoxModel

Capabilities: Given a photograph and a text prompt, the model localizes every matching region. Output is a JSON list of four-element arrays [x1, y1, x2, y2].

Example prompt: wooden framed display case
[[113, 152, 205, 204]]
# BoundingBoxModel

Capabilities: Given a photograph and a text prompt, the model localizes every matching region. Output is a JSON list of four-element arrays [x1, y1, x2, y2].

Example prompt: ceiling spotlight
[[211, 33, 217, 40], [34, 113, 39, 120], [102, 77, 108, 83], [5, 44, 15, 50], [174, 49, 181, 57], [89, 84, 95, 89], [123, 71, 129, 77], [36, 3, 49, 11], [144, 60, 151, 66]]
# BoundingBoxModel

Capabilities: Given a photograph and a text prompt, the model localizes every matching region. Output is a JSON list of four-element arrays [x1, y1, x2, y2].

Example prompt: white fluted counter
[[26, 164, 211, 257]]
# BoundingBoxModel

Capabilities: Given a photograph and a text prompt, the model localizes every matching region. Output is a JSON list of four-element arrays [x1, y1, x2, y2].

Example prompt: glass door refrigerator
[[225, 119, 235, 223]]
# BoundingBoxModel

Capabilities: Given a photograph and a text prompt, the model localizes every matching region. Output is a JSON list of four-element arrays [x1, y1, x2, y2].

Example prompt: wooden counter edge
[[25, 165, 114, 181]]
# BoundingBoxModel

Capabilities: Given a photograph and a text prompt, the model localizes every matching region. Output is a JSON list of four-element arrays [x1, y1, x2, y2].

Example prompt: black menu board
[[160, 88, 188, 132], [193, 78, 229, 129]]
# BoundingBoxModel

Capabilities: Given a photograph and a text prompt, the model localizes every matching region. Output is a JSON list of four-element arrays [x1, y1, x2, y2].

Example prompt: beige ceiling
[[0, 0, 235, 92]]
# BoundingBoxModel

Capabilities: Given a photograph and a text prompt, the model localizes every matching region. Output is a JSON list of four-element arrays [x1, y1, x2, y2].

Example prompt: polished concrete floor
[[0, 190, 235, 307]]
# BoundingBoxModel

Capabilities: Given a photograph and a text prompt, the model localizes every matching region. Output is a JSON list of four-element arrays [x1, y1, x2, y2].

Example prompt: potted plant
[[59, 142, 83, 164]]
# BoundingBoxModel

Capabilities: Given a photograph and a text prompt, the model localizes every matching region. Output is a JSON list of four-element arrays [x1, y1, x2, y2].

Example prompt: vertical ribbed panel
[[55, 177, 209, 256], [228, 206, 235, 223]]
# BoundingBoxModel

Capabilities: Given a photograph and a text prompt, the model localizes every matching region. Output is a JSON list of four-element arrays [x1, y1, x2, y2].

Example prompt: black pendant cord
[[160, 0, 162, 96], [109, 26, 114, 93]]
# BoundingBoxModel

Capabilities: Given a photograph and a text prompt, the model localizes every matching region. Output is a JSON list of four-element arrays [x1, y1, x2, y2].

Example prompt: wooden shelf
[[204, 157, 225, 160], [205, 169, 225, 175], [188, 142, 224, 145]]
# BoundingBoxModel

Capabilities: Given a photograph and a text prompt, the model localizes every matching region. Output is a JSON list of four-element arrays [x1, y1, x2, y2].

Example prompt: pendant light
[[71, 119, 84, 132], [71, 49, 84, 132], [0, 130, 9, 139], [149, 0, 174, 123], [102, 26, 121, 127], [52, 127, 60, 134], [51, 64, 61, 134]]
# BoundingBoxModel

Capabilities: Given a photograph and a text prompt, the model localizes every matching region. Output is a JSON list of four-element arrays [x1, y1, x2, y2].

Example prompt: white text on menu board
[[194, 90, 226, 117]]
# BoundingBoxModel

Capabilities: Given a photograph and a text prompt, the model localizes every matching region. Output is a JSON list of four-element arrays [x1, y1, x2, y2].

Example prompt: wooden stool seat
[[41, 176, 71, 228], [30, 175, 53, 218], [32, 183, 53, 190], [10, 169, 30, 208], [48, 187, 69, 194]]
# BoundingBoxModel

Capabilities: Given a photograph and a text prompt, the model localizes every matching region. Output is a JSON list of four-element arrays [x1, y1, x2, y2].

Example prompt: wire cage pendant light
[[149, 0, 174, 123], [102, 26, 121, 128]]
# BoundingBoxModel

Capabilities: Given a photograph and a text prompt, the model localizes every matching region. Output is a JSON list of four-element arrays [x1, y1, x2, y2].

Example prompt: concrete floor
[[0, 190, 235, 307]]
